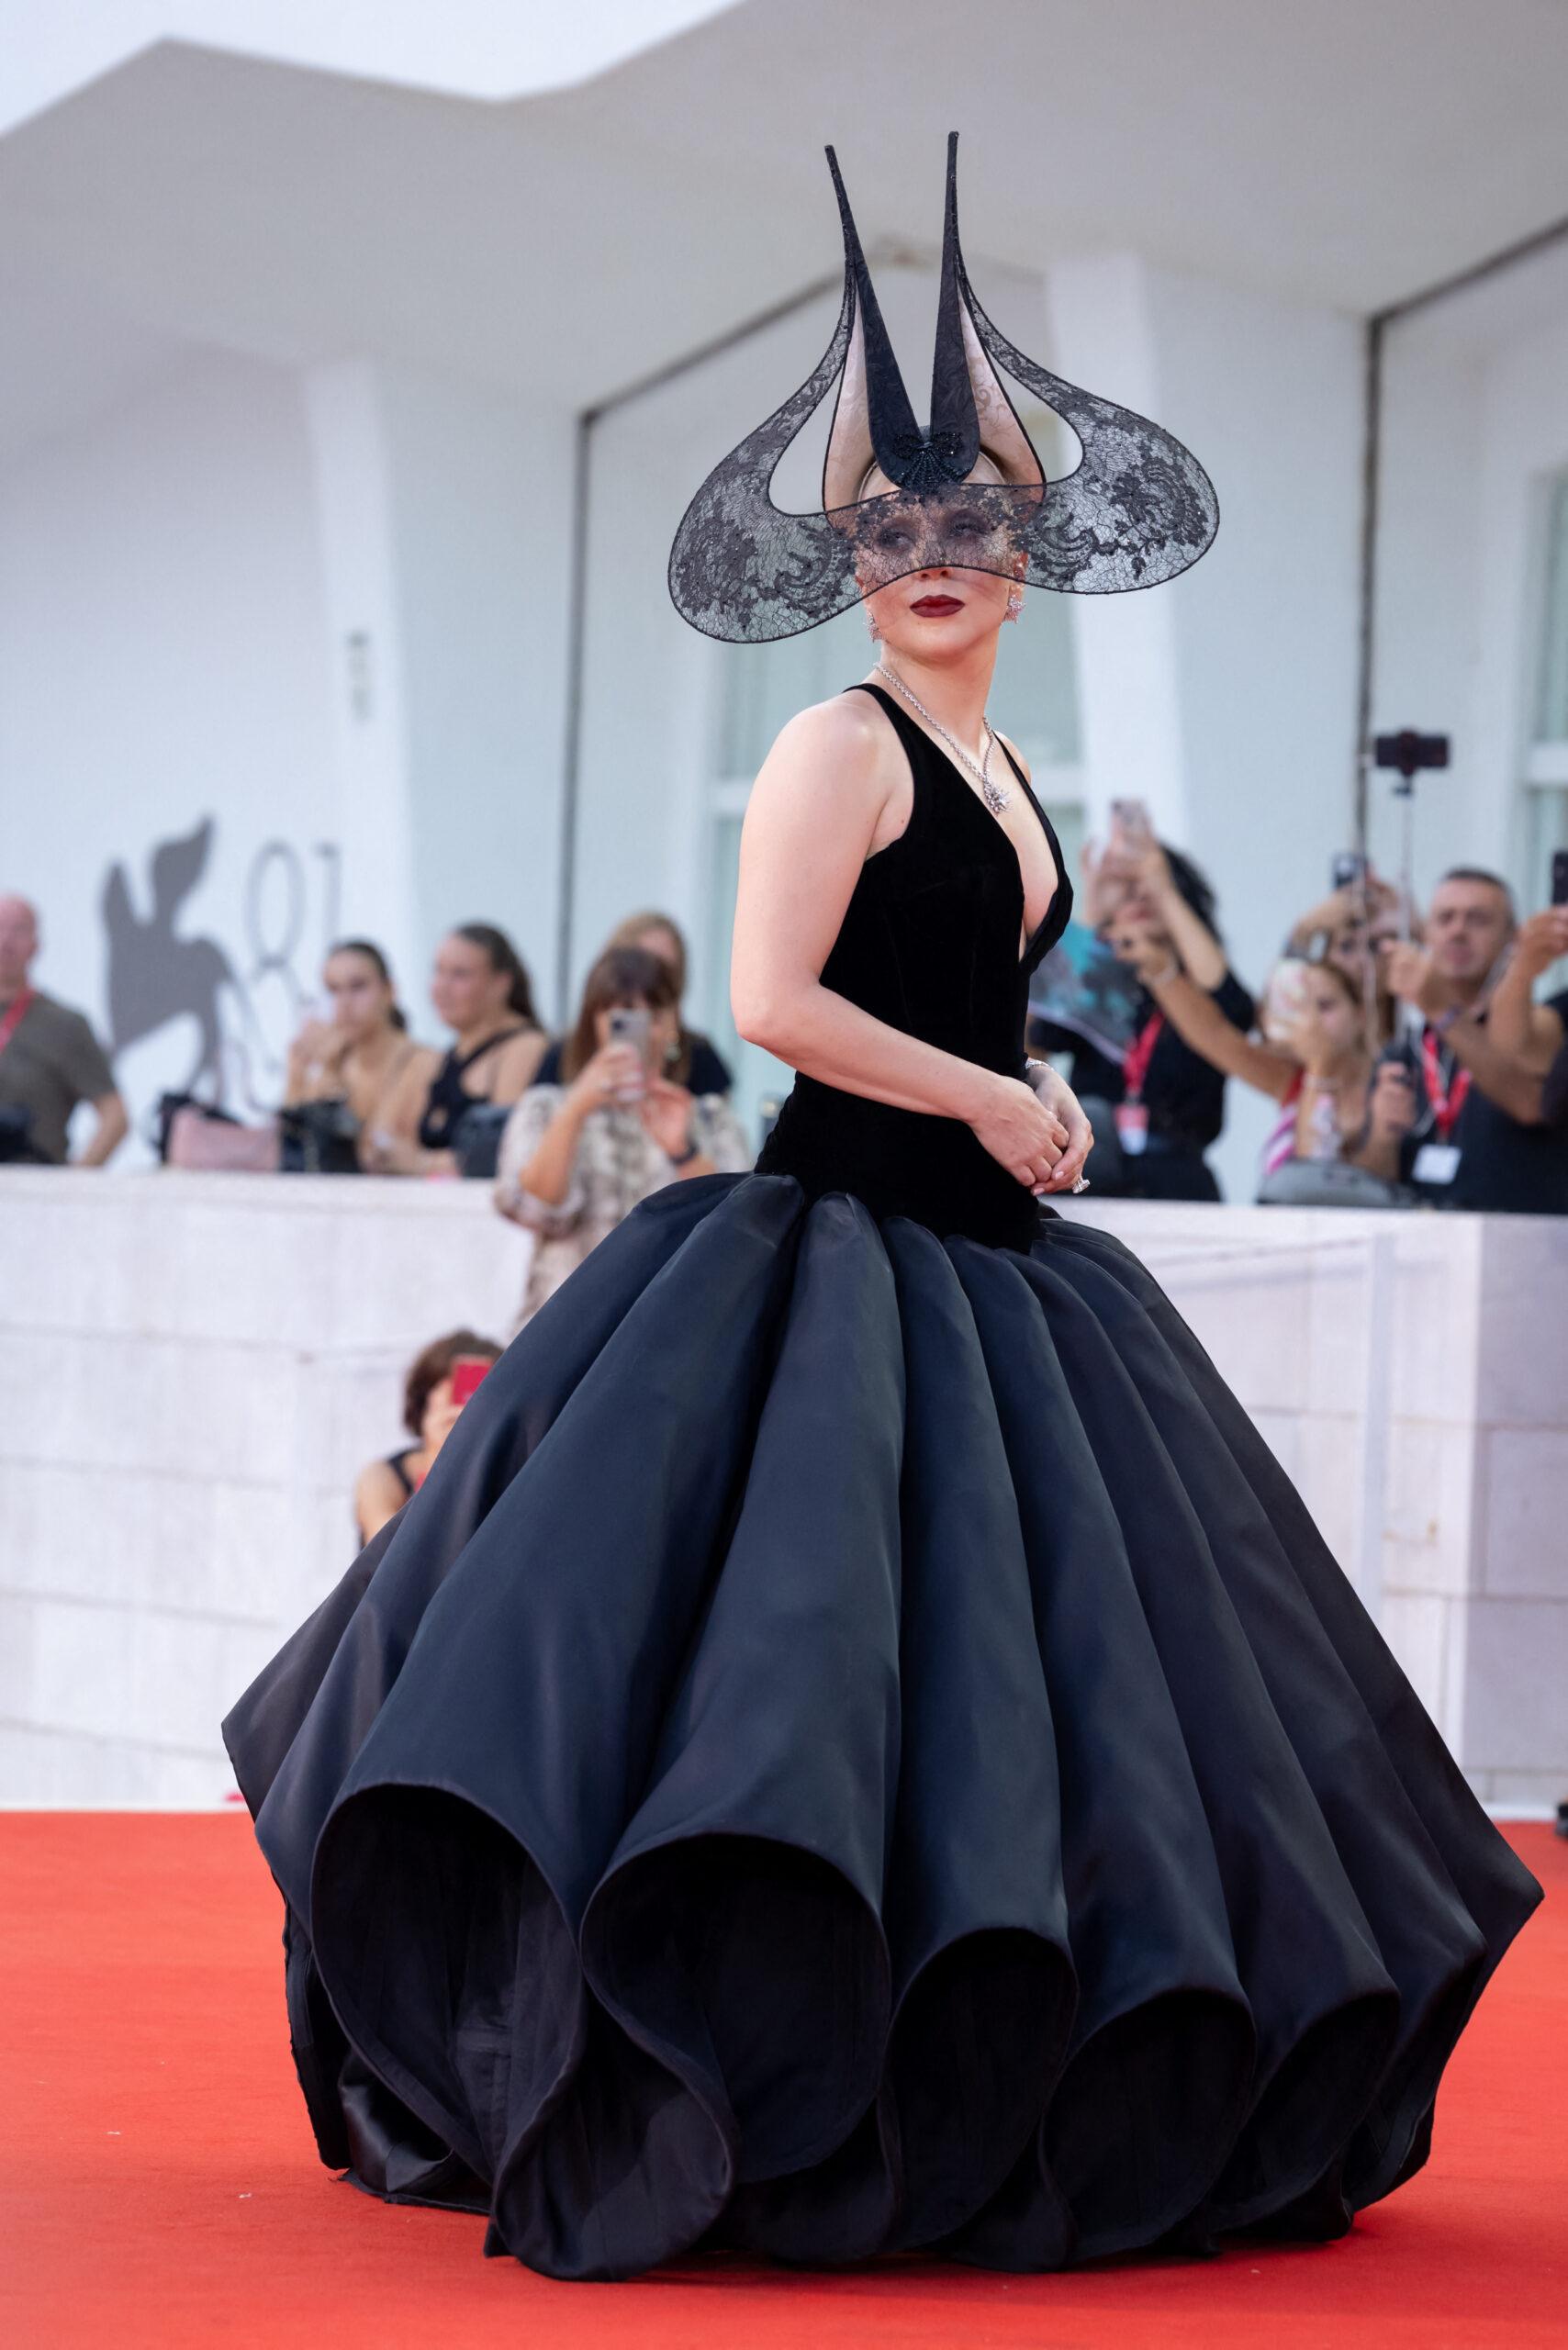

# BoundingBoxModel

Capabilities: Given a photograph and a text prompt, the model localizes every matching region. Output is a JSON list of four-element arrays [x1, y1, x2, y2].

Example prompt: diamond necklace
[[874, 662, 1012, 816]]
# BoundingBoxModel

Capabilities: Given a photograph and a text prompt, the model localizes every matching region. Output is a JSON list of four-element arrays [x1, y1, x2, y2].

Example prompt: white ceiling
[[3, 0, 1568, 466]]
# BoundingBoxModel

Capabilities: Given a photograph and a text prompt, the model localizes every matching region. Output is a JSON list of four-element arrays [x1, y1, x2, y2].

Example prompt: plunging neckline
[[906, 718, 1061, 966], [855, 682, 1066, 968]]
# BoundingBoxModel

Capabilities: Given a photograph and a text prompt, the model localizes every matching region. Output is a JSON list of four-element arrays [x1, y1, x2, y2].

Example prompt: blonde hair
[[605, 909, 688, 998]]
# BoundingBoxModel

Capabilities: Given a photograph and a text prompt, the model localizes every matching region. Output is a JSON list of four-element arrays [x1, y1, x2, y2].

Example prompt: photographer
[[1486, 905, 1568, 1095], [353, 1328, 503, 1547], [1372, 870, 1568, 1214], [0, 894, 127, 1167], [1067, 831, 1254, 1201], [1284, 867, 1408, 1048], [531, 910, 734, 1098], [496, 945, 750, 1326], [1139, 956, 1414, 1201]]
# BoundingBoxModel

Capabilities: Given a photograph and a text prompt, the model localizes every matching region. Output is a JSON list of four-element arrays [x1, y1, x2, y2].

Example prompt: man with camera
[[0, 895, 127, 1167], [1368, 869, 1568, 1214]]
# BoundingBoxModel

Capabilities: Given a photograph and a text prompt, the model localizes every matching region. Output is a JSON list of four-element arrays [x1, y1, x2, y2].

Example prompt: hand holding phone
[[449, 1354, 492, 1410], [1261, 958, 1312, 1046], [1106, 797, 1154, 872], [606, 1006, 653, 1099]]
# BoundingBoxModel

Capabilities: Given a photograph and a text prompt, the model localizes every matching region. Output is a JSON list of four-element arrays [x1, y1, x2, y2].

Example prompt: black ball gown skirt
[[224, 1171, 1541, 2281]]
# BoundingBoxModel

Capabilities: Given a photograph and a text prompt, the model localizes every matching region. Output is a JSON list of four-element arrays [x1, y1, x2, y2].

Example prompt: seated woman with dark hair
[[368, 923, 549, 1176], [283, 937, 427, 1169], [496, 943, 751, 1326], [353, 1327, 503, 1546], [1039, 834, 1254, 1201], [531, 909, 734, 1096]]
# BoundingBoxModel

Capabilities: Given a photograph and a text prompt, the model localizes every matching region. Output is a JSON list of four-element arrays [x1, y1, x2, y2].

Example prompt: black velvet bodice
[[756, 682, 1072, 1248]]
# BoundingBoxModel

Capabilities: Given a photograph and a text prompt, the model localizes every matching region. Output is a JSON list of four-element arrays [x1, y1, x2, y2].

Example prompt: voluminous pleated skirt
[[223, 1171, 1541, 2280]]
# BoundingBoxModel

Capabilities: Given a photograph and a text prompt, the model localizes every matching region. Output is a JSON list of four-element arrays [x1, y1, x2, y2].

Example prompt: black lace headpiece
[[668, 134, 1218, 643]]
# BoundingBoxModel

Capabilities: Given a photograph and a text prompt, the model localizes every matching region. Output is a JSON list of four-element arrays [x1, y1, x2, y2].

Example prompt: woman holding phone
[[1072, 819, 1254, 1199], [495, 943, 751, 1325], [352, 1328, 501, 1546], [1134, 953, 1417, 1197]]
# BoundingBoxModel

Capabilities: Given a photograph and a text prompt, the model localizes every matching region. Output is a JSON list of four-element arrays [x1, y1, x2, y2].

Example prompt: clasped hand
[[973, 1064, 1093, 1195]]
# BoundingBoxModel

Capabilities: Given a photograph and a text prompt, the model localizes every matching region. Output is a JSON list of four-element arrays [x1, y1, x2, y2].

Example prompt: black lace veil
[[667, 135, 1219, 643]]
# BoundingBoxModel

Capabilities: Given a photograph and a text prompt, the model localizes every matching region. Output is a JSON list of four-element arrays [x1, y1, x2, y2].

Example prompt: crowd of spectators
[[1029, 831, 1568, 1219], [5, 838, 1567, 1262]]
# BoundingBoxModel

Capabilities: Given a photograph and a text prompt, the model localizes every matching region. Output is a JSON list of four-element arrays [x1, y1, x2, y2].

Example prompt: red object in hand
[[449, 1355, 492, 1409]]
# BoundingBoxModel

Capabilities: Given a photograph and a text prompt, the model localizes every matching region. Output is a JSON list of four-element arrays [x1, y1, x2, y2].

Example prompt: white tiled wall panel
[[1, 1172, 1562, 1809]]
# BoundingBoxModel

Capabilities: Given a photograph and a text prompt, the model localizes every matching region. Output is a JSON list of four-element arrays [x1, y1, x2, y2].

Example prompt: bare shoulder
[[498, 1027, 547, 1079], [776, 688, 885, 759], [353, 1455, 406, 1545], [752, 690, 890, 810], [355, 1453, 397, 1498], [385, 1042, 439, 1104]]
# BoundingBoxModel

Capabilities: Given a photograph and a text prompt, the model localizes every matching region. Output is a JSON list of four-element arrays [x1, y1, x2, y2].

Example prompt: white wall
[[0, 349, 339, 1149], [319, 363, 576, 1026], [0, 348, 577, 1153], [5, 1171, 1563, 1811]]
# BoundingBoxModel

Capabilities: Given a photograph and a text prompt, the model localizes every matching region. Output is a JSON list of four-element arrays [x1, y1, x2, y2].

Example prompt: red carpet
[[1, 1814, 1561, 2349]]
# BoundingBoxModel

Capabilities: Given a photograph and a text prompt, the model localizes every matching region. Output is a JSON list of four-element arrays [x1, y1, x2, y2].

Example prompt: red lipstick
[[910, 594, 964, 616]]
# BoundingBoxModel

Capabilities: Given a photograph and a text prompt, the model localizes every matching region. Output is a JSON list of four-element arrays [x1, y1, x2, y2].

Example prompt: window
[[1522, 475, 1568, 913]]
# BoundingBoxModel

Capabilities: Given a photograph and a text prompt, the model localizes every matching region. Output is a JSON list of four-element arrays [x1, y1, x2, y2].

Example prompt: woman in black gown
[[224, 138, 1540, 2283]]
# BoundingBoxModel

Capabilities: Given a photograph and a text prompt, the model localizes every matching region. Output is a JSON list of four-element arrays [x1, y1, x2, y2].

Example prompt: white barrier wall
[[2, 1173, 1564, 1811]]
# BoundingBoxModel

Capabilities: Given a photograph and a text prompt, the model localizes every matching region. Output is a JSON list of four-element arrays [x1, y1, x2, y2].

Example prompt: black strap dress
[[756, 683, 1071, 1248], [223, 684, 1540, 2286]]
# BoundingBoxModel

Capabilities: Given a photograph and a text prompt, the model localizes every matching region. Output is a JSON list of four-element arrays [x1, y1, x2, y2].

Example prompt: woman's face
[[419, 1373, 454, 1449], [1305, 969, 1361, 1052], [323, 949, 391, 1040], [591, 995, 678, 1062], [431, 934, 508, 1034], [1324, 915, 1374, 993], [856, 461, 1023, 666]]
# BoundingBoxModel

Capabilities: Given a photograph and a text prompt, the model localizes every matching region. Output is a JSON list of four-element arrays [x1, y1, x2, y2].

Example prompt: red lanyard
[[0, 988, 34, 1058], [1421, 1027, 1471, 1140], [1122, 1011, 1164, 1102]]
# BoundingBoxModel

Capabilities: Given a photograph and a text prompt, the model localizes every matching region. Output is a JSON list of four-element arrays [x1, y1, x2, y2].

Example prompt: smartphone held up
[[606, 1005, 654, 1101], [448, 1354, 492, 1411]]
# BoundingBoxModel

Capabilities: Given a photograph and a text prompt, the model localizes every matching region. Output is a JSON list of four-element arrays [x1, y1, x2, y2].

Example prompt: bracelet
[[670, 1136, 700, 1167]]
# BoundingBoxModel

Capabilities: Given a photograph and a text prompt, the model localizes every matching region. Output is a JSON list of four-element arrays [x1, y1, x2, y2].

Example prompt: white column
[[305, 361, 577, 1025], [303, 362, 421, 1005]]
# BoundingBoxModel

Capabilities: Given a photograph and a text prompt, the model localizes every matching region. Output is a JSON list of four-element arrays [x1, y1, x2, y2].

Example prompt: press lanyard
[[1421, 1027, 1471, 1140], [0, 988, 35, 1058], [1122, 1011, 1164, 1102]]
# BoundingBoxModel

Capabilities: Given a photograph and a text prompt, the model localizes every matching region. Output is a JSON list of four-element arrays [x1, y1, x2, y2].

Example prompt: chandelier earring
[[1005, 586, 1025, 622], [865, 603, 880, 640]]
